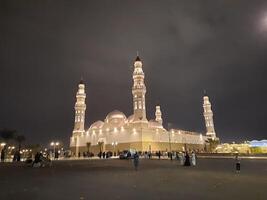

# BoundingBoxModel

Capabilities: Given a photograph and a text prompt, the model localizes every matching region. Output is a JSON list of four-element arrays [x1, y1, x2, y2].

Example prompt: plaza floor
[[0, 158, 267, 200]]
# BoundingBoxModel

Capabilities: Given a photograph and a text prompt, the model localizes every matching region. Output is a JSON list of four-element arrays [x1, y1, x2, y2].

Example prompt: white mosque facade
[[70, 56, 217, 156]]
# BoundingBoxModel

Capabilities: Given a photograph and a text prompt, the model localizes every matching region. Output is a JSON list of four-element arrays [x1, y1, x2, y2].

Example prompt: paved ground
[[0, 158, 267, 200]]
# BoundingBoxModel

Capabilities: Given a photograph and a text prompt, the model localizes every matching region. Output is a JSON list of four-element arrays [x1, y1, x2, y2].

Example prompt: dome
[[148, 119, 163, 129], [105, 110, 126, 123], [89, 120, 104, 129], [127, 114, 134, 123]]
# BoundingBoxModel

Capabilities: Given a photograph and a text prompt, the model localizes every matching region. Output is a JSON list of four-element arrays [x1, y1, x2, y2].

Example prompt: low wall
[[70, 142, 205, 156]]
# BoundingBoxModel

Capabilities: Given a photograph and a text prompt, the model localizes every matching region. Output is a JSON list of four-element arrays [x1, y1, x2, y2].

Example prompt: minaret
[[132, 55, 147, 122], [155, 105, 163, 125], [73, 79, 86, 134], [203, 91, 216, 138]]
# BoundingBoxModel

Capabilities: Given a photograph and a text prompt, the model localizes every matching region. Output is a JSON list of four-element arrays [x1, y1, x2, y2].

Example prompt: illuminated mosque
[[70, 56, 218, 156]]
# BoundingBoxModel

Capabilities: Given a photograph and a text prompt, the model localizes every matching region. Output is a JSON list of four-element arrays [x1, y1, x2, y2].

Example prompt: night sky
[[1, 0, 267, 147]]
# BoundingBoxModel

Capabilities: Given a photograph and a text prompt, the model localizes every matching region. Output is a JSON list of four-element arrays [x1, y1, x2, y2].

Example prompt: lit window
[[138, 101, 142, 109]]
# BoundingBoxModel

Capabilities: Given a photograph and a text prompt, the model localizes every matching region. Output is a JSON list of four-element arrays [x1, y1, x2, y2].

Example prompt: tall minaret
[[203, 91, 216, 138], [132, 55, 147, 122], [155, 105, 163, 125], [73, 79, 86, 134]]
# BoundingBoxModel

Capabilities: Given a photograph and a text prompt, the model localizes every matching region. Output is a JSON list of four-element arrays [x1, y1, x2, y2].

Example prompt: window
[[138, 101, 142, 109], [134, 102, 137, 109]]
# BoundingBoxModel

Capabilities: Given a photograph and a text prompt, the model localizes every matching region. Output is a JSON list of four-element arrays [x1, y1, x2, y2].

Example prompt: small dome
[[89, 120, 104, 129], [105, 110, 126, 122], [148, 119, 163, 129], [127, 114, 134, 123]]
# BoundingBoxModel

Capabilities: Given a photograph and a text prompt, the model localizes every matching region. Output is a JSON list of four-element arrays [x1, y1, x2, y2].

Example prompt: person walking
[[184, 152, 191, 166], [235, 154, 241, 173], [133, 152, 139, 171], [191, 151, 197, 166]]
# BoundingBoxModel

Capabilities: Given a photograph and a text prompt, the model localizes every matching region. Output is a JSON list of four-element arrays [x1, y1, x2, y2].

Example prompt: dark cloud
[[1, 0, 267, 146]]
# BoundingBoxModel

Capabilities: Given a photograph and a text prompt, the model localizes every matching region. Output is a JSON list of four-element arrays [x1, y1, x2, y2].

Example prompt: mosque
[[69, 56, 218, 156]]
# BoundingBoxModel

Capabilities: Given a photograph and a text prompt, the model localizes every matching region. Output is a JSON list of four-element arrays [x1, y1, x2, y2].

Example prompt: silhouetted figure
[[158, 151, 161, 160], [98, 151, 102, 158], [55, 151, 59, 159], [32, 152, 42, 167], [235, 154, 241, 173], [148, 152, 151, 159], [103, 152, 106, 159], [1, 148, 5, 162], [170, 152, 173, 161], [133, 152, 139, 170], [184, 152, 191, 166]]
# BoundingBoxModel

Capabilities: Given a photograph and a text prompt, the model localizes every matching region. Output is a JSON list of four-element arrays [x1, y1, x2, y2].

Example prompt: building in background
[[215, 140, 267, 154], [70, 56, 218, 156]]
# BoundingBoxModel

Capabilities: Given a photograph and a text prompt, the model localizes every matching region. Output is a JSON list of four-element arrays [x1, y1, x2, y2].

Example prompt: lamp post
[[50, 141, 59, 159], [167, 123, 172, 153]]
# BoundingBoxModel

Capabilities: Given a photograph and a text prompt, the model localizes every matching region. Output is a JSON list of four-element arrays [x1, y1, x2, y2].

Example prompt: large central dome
[[105, 110, 126, 123]]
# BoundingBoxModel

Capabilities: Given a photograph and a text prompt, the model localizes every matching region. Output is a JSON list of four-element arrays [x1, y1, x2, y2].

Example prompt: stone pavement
[[0, 158, 266, 200]]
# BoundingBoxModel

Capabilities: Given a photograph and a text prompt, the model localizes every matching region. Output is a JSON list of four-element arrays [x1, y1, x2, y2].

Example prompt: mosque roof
[[89, 120, 104, 129], [106, 110, 126, 121], [148, 119, 163, 129]]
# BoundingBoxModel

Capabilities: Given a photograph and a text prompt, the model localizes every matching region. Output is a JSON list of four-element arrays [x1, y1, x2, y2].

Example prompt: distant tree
[[205, 138, 220, 153], [98, 141, 104, 152], [0, 129, 16, 144], [86, 142, 91, 152], [15, 135, 26, 152]]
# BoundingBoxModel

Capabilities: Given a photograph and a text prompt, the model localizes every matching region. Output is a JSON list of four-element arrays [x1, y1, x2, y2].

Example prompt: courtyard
[[0, 158, 266, 200]]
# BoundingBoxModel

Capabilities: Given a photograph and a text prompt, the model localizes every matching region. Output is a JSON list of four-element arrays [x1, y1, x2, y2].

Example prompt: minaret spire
[[73, 80, 86, 134], [132, 54, 147, 122], [203, 93, 216, 139], [155, 105, 163, 125]]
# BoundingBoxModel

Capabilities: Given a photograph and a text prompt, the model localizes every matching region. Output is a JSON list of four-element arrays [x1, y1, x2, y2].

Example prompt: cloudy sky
[[1, 0, 267, 146]]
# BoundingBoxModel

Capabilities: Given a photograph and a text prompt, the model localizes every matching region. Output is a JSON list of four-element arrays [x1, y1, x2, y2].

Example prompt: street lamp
[[0, 143, 6, 147], [50, 141, 60, 159]]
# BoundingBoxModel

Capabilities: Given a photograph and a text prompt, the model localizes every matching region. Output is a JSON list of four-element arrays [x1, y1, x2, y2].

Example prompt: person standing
[[1, 147, 5, 162], [184, 152, 191, 166], [191, 151, 197, 166], [148, 151, 151, 159], [179, 152, 185, 165], [133, 152, 139, 171]]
